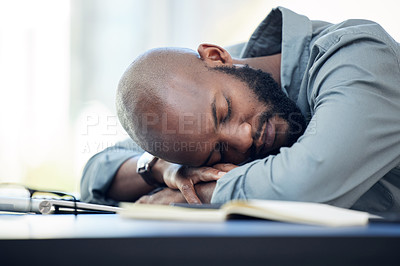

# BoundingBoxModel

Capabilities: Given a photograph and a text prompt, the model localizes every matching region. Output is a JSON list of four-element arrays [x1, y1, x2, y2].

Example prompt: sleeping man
[[80, 7, 400, 213]]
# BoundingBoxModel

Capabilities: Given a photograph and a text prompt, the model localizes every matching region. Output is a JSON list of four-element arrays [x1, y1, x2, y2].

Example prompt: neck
[[232, 53, 281, 87]]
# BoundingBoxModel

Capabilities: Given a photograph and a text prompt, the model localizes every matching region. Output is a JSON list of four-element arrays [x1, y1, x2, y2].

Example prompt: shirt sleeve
[[211, 30, 400, 207], [80, 138, 144, 206]]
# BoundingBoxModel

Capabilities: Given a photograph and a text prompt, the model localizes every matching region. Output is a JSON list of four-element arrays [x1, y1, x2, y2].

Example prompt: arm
[[212, 33, 400, 208], [106, 155, 217, 202], [105, 155, 154, 202], [80, 138, 144, 205], [81, 137, 227, 205], [108, 159, 223, 204], [136, 182, 217, 205]]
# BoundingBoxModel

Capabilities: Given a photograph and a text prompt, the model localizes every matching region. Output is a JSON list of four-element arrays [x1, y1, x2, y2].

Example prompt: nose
[[220, 122, 253, 154]]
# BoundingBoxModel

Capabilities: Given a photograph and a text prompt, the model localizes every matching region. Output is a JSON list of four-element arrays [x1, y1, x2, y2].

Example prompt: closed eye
[[221, 95, 232, 123]]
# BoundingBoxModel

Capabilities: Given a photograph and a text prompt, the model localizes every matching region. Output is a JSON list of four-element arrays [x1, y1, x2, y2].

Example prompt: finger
[[180, 166, 221, 184], [179, 181, 202, 204], [189, 167, 225, 183], [136, 195, 150, 204], [213, 163, 238, 172]]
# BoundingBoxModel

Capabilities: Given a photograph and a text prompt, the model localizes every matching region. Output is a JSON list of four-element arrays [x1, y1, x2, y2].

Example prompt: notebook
[[119, 199, 371, 227]]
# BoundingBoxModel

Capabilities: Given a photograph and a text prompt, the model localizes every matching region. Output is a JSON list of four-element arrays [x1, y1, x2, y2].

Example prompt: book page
[[224, 200, 369, 226], [119, 203, 226, 222]]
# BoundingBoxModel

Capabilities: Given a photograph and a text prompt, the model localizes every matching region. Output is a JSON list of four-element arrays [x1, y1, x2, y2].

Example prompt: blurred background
[[0, 0, 399, 194]]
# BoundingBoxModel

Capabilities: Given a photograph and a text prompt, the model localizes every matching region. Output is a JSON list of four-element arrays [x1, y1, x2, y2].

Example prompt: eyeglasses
[[0, 183, 78, 216]]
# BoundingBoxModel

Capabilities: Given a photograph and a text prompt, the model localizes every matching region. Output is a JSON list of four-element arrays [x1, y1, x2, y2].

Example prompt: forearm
[[107, 154, 219, 204], [108, 163, 217, 204], [136, 181, 217, 205], [80, 139, 144, 205], [106, 156, 157, 202]]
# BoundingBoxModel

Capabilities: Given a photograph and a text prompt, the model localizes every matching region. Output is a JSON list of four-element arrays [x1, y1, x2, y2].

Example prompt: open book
[[119, 200, 370, 227]]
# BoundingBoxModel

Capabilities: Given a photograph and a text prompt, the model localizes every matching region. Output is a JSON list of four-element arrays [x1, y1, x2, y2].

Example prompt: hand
[[162, 164, 225, 204], [152, 160, 238, 204], [136, 182, 217, 205], [136, 187, 186, 205], [212, 163, 238, 172]]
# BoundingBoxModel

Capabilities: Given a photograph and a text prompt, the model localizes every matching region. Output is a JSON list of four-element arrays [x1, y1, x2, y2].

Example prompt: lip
[[257, 120, 276, 156]]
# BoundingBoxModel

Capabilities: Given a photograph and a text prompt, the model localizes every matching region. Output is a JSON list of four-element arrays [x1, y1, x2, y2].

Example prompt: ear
[[197, 44, 233, 67]]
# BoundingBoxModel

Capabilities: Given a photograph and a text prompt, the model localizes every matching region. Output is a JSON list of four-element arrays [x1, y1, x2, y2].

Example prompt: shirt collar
[[241, 7, 312, 102]]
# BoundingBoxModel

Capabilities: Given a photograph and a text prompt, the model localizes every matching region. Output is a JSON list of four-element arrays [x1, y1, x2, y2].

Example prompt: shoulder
[[304, 20, 400, 115], [308, 19, 400, 88], [311, 19, 399, 56]]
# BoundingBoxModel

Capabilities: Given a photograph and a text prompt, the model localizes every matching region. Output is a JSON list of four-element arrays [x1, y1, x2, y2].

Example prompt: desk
[[1, 214, 400, 265]]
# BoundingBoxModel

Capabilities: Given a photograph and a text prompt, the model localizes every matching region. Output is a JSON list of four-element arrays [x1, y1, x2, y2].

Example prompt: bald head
[[115, 45, 304, 166], [116, 47, 207, 158]]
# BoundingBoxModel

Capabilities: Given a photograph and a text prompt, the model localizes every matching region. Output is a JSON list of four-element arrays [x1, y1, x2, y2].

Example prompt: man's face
[[143, 65, 305, 167]]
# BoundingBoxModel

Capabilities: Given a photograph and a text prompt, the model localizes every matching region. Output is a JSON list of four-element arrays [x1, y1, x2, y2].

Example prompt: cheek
[[234, 98, 266, 123], [176, 139, 216, 166]]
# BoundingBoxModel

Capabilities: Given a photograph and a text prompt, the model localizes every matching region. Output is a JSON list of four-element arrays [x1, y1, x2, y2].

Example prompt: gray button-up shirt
[[211, 7, 400, 212]]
